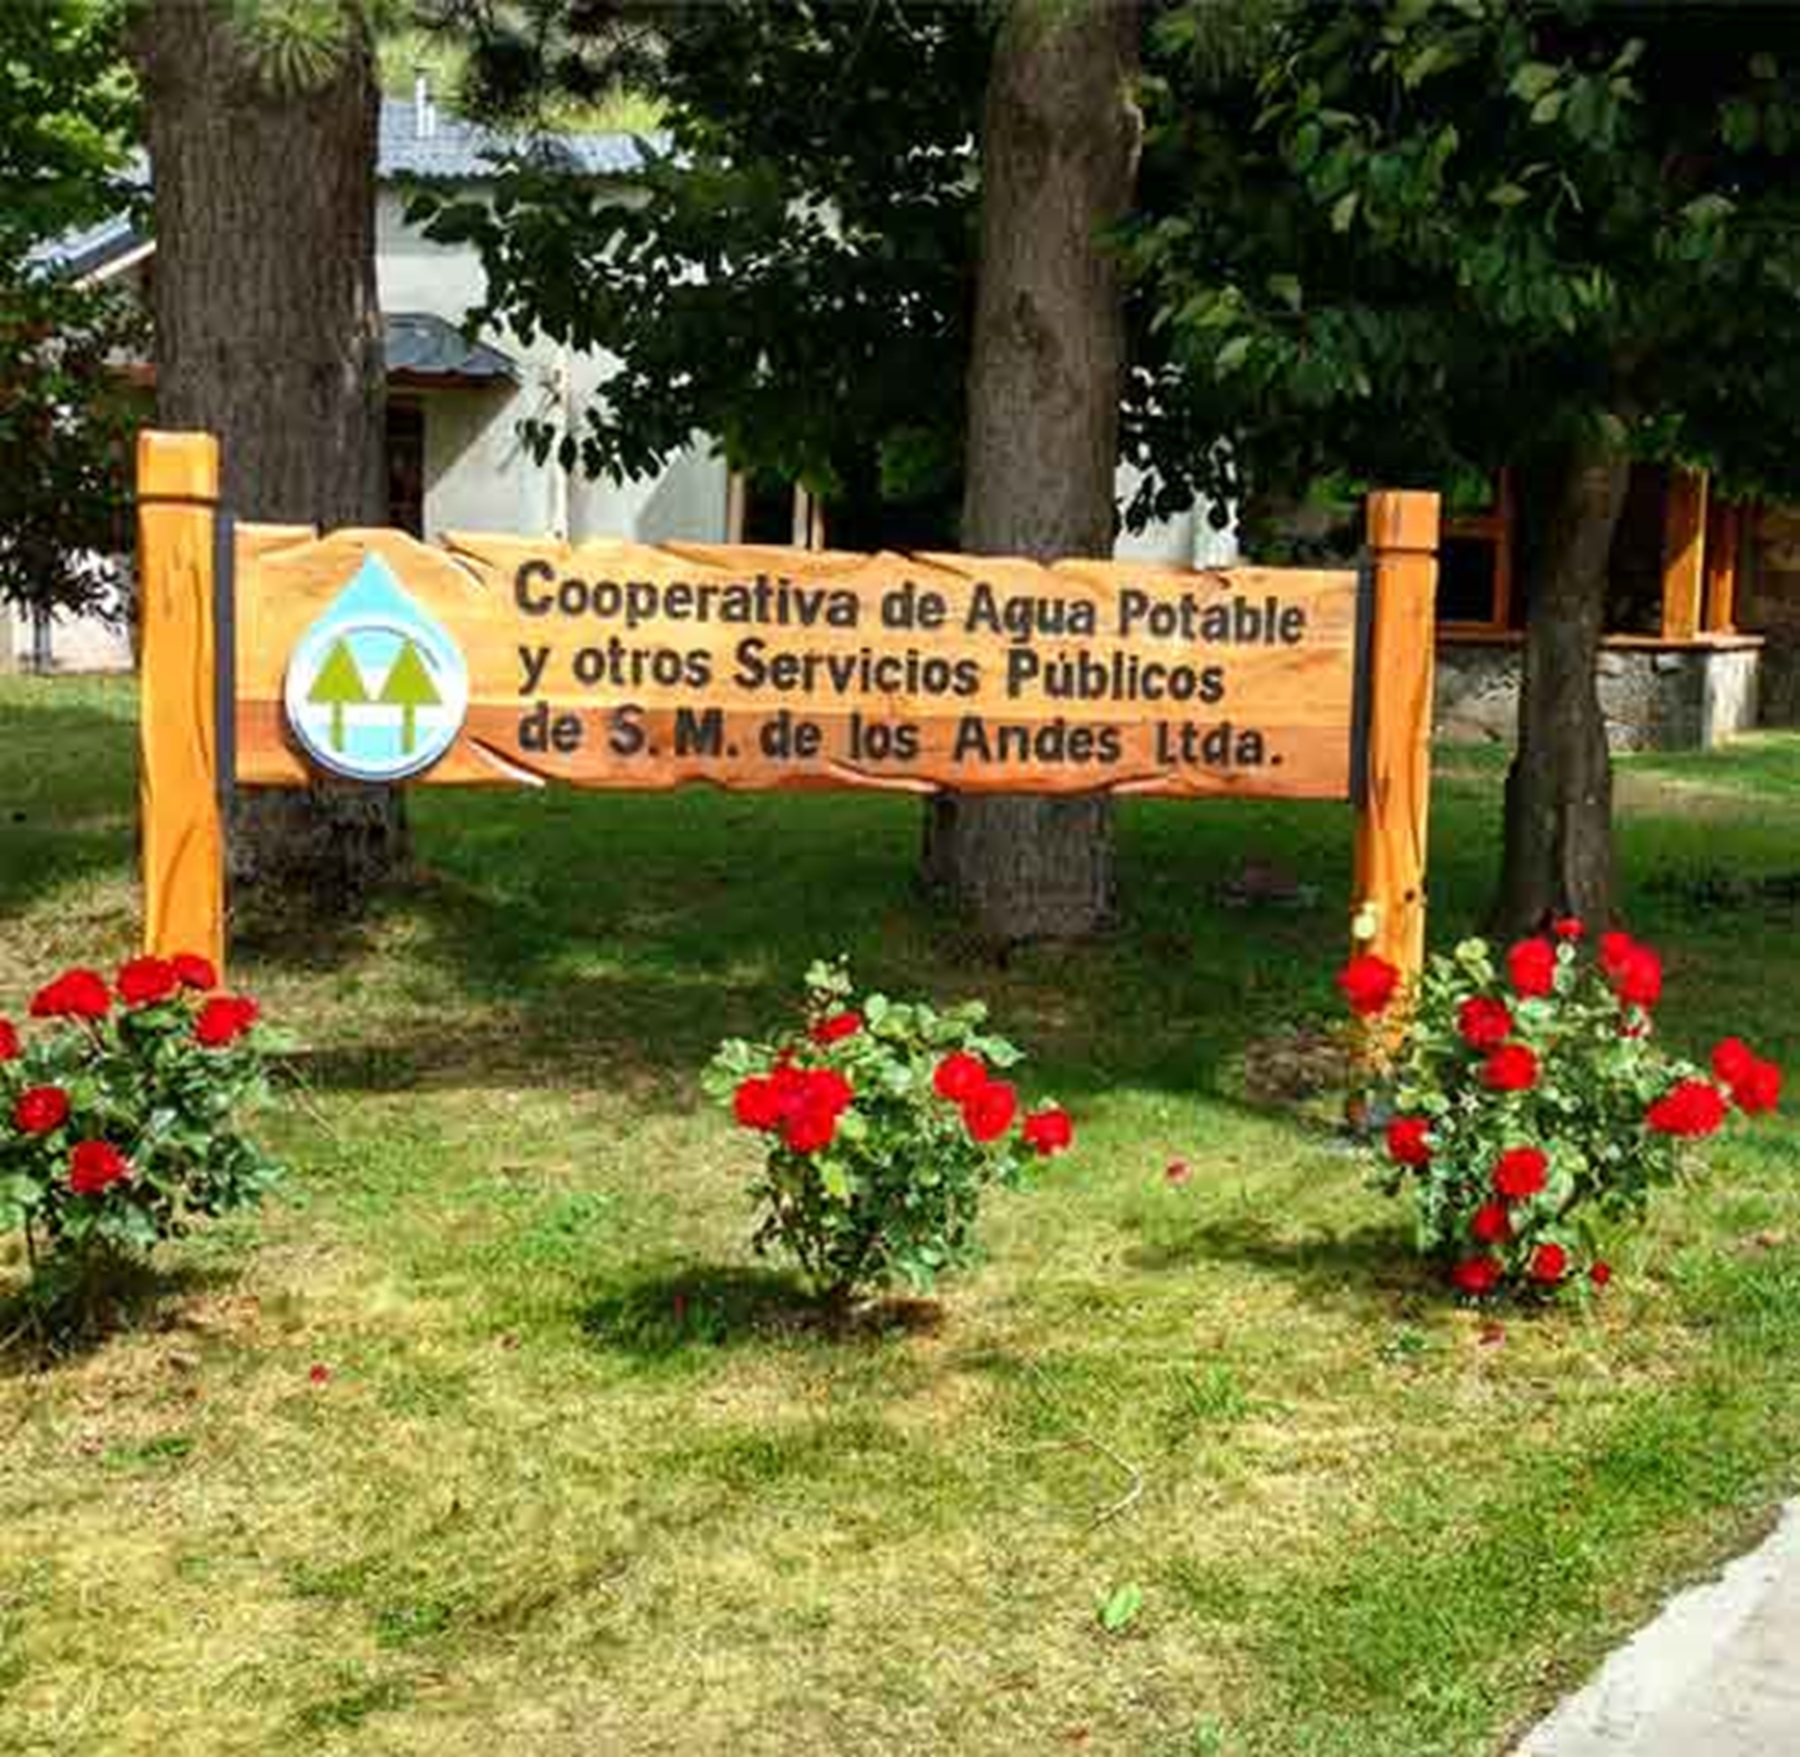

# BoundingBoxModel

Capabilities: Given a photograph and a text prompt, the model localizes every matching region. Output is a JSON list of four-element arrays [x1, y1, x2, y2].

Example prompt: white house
[[7, 85, 1231, 674]]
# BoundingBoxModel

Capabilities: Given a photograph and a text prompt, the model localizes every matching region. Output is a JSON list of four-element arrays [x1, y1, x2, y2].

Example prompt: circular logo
[[284, 593, 469, 784]]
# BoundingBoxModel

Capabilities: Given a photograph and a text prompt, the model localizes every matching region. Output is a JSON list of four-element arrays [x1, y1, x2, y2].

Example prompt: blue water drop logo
[[282, 554, 470, 782]]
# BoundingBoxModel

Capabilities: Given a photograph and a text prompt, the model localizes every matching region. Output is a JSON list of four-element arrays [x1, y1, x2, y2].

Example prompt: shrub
[[705, 960, 1073, 1304], [0, 953, 281, 1310], [1340, 925, 1782, 1298]]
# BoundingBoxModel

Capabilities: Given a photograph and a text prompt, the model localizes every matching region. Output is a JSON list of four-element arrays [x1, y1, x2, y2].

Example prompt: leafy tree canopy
[[0, 0, 145, 621], [1130, 0, 1800, 515]]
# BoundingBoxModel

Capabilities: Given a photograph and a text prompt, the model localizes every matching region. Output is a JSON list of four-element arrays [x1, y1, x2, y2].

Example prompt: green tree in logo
[[306, 636, 368, 753], [379, 638, 442, 756]]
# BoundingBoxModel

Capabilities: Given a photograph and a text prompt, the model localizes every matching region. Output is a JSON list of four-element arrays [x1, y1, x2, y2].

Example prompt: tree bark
[[1497, 443, 1632, 935], [134, 0, 405, 899], [922, 0, 1140, 944]]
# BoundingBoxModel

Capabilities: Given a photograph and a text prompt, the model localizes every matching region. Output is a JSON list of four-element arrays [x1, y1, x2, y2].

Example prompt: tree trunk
[[134, 0, 405, 900], [1497, 443, 1632, 935], [922, 0, 1140, 944]]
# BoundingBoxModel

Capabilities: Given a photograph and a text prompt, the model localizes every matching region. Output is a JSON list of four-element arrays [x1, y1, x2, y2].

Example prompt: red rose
[[1337, 953, 1400, 1018], [1457, 996, 1514, 1052], [1529, 1242, 1568, 1284], [13, 1086, 70, 1135], [0, 1019, 16, 1062], [1590, 1261, 1613, 1288], [1552, 917, 1585, 940], [1470, 1200, 1511, 1244], [809, 1011, 861, 1046], [805, 1068, 853, 1116], [733, 1076, 782, 1131], [1021, 1106, 1073, 1156], [778, 1067, 854, 1155], [172, 953, 218, 990], [782, 1102, 838, 1155], [1507, 938, 1557, 999], [194, 995, 260, 1048], [963, 1079, 1018, 1144], [1599, 931, 1636, 979], [1733, 1059, 1782, 1116], [117, 955, 179, 1007], [1482, 1043, 1539, 1092], [1385, 1115, 1432, 1167], [1712, 1038, 1757, 1087], [29, 968, 111, 1021], [1451, 1256, 1500, 1297], [1646, 1079, 1727, 1138], [1492, 1145, 1548, 1202], [68, 1139, 129, 1195], [933, 1051, 987, 1102], [1612, 944, 1663, 1009]]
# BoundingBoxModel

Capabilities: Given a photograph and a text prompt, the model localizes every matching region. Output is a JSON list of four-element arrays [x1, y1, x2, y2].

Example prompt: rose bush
[[705, 959, 1073, 1304], [0, 953, 282, 1307], [1340, 926, 1782, 1298]]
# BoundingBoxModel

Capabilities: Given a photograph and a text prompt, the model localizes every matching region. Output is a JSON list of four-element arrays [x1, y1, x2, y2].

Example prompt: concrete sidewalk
[[1516, 1503, 1800, 1756]]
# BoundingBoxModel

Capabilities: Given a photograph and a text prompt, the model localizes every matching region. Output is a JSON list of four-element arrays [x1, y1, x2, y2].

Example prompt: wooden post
[[1661, 466, 1708, 640], [1352, 490, 1441, 1005], [1704, 499, 1740, 634], [137, 430, 226, 973]]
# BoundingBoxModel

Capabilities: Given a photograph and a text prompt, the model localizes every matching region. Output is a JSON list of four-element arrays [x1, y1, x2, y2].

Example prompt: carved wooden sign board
[[136, 433, 1440, 989]]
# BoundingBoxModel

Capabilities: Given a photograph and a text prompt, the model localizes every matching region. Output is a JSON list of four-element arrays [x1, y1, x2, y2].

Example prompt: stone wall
[[1434, 641, 1762, 752]]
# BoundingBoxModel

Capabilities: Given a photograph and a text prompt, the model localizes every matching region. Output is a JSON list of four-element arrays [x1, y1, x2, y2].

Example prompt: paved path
[[1516, 1503, 1800, 1756]]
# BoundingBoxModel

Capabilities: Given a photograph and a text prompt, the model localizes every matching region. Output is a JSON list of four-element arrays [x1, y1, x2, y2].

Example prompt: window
[[386, 403, 425, 538], [727, 468, 824, 548], [1437, 471, 1515, 633]]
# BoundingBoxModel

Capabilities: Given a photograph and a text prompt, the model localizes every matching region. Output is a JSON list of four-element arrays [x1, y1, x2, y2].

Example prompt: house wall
[[1743, 507, 1800, 727]]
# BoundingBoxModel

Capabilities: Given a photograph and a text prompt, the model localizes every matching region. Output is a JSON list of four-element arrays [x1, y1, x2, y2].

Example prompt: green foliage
[[1132, 0, 1800, 510], [1098, 1581, 1145, 1635], [0, 0, 145, 619], [0, 961, 282, 1304], [703, 958, 1071, 1302]]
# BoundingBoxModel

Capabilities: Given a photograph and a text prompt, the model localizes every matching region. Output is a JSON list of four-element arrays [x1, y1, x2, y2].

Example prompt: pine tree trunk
[[921, 0, 1140, 944], [133, 0, 405, 900], [1497, 443, 1632, 935]]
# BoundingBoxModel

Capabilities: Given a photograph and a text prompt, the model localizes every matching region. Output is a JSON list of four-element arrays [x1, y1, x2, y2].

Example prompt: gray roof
[[384, 311, 515, 383], [31, 100, 653, 280]]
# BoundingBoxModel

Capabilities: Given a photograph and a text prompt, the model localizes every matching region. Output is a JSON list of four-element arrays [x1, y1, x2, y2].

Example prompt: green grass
[[0, 675, 1797, 1756]]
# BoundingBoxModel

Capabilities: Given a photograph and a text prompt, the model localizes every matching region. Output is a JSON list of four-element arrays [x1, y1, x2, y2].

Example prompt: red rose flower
[[1712, 1038, 1757, 1087], [933, 1051, 987, 1102], [1529, 1242, 1568, 1283], [963, 1079, 1018, 1144], [777, 1067, 854, 1155], [1732, 1059, 1782, 1116], [13, 1086, 70, 1135], [1492, 1146, 1548, 1202], [782, 1102, 838, 1155], [1470, 1200, 1511, 1244], [1385, 1115, 1432, 1167], [1457, 996, 1514, 1051], [809, 1011, 861, 1046], [0, 1019, 16, 1062], [1021, 1106, 1073, 1156], [116, 955, 179, 1007], [1482, 1043, 1539, 1093], [1590, 1261, 1613, 1288], [1337, 953, 1401, 1018], [29, 968, 111, 1021], [1608, 942, 1662, 1009], [1507, 938, 1557, 999], [193, 995, 260, 1048], [1552, 917, 1585, 940], [68, 1139, 128, 1196], [733, 1076, 782, 1131], [1599, 931, 1636, 979], [1646, 1079, 1727, 1138], [1451, 1256, 1500, 1297], [172, 953, 218, 991]]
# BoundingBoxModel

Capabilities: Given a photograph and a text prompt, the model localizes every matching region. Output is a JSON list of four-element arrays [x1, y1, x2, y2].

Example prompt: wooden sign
[[135, 432, 1439, 991]]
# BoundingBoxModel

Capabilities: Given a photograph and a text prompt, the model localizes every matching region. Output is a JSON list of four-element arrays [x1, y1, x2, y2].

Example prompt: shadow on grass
[[578, 1261, 944, 1360], [0, 1256, 240, 1375], [1133, 1214, 1432, 1313]]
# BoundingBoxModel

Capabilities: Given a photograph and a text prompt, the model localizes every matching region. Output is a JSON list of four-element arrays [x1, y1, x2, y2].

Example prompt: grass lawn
[[1, 674, 1798, 1757]]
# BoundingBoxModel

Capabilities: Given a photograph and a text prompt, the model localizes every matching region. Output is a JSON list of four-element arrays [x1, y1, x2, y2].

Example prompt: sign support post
[[136, 429, 226, 974], [1352, 489, 1441, 1006]]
